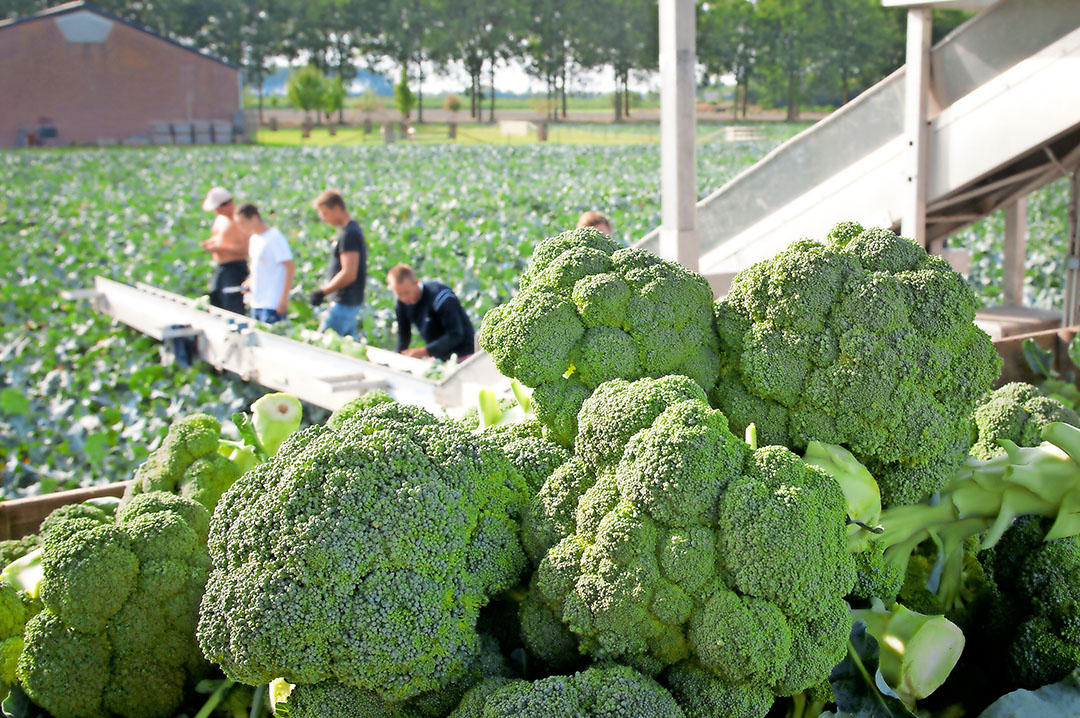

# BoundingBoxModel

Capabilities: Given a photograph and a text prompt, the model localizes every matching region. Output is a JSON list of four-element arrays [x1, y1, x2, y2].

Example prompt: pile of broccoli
[[16, 491, 212, 718], [479, 227, 721, 445], [197, 401, 531, 705], [523, 375, 855, 718], [714, 222, 1001, 506]]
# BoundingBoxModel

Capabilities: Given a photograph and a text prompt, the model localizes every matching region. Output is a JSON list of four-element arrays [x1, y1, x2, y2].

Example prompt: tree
[[287, 65, 328, 121], [817, 0, 902, 104], [393, 65, 417, 120], [698, 0, 760, 119], [325, 75, 347, 123], [756, 0, 826, 121], [593, 0, 657, 122]]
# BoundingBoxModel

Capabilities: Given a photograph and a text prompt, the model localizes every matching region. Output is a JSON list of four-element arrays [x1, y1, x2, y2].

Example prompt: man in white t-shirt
[[235, 202, 295, 324]]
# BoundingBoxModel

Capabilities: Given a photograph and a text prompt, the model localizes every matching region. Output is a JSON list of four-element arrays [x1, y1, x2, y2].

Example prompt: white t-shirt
[[248, 227, 293, 309]]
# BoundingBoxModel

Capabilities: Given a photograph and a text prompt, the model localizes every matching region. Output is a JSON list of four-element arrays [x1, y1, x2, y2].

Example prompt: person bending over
[[200, 186, 250, 314], [309, 189, 368, 338], [235, 202, 294, 325], [387, 264, 475, 362], [576, 210, 612, 236]]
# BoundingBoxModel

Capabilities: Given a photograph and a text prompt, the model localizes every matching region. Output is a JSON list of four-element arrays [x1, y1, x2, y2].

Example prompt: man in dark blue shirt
[[388, 264, 475, 361]]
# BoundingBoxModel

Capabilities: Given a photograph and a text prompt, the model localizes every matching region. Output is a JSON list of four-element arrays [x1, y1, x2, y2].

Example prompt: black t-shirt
[[327, 220, 367, 306], [395, 281, 476, 361]]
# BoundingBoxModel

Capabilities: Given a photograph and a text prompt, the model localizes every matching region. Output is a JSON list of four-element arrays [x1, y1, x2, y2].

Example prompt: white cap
[[201, 186, 232, 211]]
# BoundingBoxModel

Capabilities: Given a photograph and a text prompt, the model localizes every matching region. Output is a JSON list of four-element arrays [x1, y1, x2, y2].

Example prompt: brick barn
[[0, 1, 242, 147]]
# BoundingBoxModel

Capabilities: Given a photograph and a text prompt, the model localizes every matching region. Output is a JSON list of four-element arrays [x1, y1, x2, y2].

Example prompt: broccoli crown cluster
[[124, 413, 239, 512], [481, 418, 572, 492], [479, 227, 721, 445], [971, 382, 1080, 460], [714, 222, 1001, 506], [17, 491, 211, 718], [0, 536, 39, 570], [197, 402, 530, 703], [524, 376, 855, 718], [977, 516, 1080, 691], [449, 664, 686, 718]]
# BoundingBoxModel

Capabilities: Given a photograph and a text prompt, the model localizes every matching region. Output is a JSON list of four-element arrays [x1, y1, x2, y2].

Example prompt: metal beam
[[1003, 198, 1027, 306], [658, 0, 699, 271], [901, 7, 932, 249]]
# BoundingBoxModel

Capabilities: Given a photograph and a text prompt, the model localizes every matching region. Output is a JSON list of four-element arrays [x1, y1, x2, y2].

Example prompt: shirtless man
[[199, 186, 250, 315]]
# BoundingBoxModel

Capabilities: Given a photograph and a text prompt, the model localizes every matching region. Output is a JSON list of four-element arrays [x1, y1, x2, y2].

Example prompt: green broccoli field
[[2, 222, 1080, 718]]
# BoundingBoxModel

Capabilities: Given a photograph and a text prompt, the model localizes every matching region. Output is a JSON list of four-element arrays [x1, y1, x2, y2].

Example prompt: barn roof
[[0, 1, 240, 70]]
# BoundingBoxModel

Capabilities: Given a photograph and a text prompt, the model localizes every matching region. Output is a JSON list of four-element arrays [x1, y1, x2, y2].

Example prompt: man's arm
[[419, 290, 467, 359], [321, 251, 359, 294], [396, 302, 412, 353], [277, 260, 295, 315]]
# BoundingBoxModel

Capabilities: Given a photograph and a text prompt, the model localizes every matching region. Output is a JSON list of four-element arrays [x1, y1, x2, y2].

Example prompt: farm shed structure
[[0, 1, 241, 147]]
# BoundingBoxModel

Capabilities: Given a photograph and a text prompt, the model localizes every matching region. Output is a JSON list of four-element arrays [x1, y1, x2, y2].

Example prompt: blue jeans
[[322, 302, 362, 338], [251, 307, 284, 324]]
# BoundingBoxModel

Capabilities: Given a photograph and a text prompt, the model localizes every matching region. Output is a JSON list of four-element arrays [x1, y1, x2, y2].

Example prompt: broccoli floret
[[527, 376, 854, 715], [971, 382, 1080, 459], [449, 664, 686, 718], [16, 491, 210, 718], [481, 420, 570, 493], [714, 223, 1001, 507], [198, 401, 529, 703], [0, 535, 40, 569], [479, 227, 721, 445], [327, 390, 395, 430], [664, 662, 773, 718], [123, 413, 240, 512]]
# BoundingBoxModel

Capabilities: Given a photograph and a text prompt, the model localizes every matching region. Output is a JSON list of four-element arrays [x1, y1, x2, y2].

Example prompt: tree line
[[4, 0, 970, 122]]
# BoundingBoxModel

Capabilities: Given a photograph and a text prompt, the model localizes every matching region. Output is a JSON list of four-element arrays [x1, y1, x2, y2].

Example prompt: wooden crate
[[0, 481, 129, 541], [993, 324, 1079, 387]]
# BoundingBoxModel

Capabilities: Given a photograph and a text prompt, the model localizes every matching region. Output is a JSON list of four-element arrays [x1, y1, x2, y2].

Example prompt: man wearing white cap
[[199, 186, 250, 315]]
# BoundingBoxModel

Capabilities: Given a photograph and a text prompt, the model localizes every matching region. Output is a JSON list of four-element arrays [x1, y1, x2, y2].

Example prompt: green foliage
[[16, 492, 211, 718], [449, 664, 686, 718], [526, 376, 854, 715], [286, 65, 327, 117], [197, 401, 529, 702], [394, 66, 416, 120], [715, 222, 1001, 507], [479, 228, 721, 445]]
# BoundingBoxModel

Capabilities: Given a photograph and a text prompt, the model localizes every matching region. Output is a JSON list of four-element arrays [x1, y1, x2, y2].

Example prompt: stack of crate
[[172, 121, 193, 145], [211, 121, 233, 144], [149, 121, 173, 145], [192, 121, 213, 144]]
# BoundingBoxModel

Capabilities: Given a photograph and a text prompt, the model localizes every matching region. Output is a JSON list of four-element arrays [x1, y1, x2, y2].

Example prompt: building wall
[[0, 10, 239, 147]]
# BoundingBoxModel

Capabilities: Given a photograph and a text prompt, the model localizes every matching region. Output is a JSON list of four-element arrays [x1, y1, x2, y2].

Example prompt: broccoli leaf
[[1070, 334, 1080, 371], [830, 622, 917, 718], [232, 412, 268, 460], [1023, 338, 1057, 380], [2, 686, 47, 718]]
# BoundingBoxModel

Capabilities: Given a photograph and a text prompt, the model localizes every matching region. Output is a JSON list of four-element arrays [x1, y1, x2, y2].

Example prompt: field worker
[[234, 202, 294, 325], [309, 190, 367, 338], [199, 186, 250, 315], [388, 264, 476, 362], [576, 210, 612, 236]]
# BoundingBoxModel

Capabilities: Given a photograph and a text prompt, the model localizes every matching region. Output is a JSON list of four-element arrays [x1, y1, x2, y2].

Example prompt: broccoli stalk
[[851, 601, 965, 706], [220, 393, 303, 471]]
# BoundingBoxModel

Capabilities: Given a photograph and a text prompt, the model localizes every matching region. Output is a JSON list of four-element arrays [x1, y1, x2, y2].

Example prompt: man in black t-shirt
[[309, 190, 367, 338], [387, 264, 476, 362]]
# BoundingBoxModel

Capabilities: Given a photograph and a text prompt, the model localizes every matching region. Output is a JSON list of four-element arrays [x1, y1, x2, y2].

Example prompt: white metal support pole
[[658, 0, 699, 272], [1002, 197, 1027, 306], [1066, 172, 1080, 326], [901, 7, 932, 250]]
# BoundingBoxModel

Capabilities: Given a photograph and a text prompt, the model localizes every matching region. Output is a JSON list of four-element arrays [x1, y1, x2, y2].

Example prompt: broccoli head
[[0, 535, 40, 570], [448, 664, 687, 718], [481, 418, 571, 493], [479, 227, 721, 445], [714, 223, 1001, 506], [971, 382, 1080, 459], [16, 491, 211, 718], [327, 390, 395, 430], [198, 402, 530, 703], [123, 413, 240, 512], [526, 376, 854, 717]]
